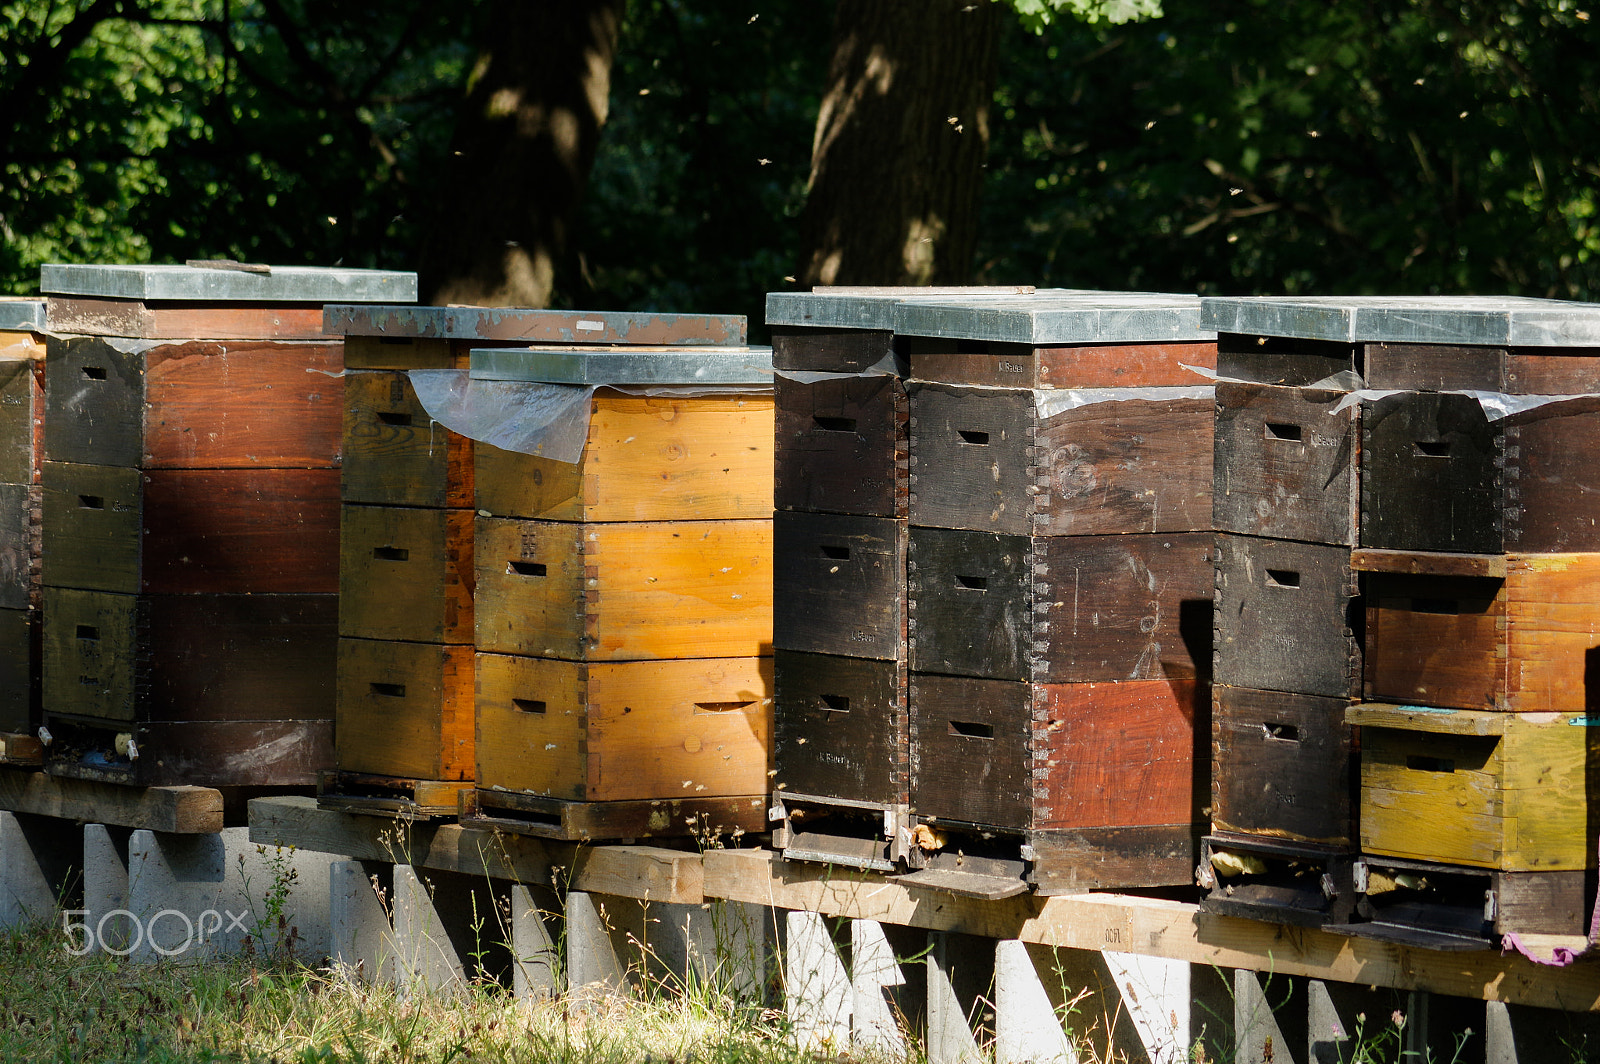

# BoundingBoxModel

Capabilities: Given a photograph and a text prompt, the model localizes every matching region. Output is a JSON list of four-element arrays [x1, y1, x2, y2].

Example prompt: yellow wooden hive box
[[474, 391, 773, 522], [1347, 702, 1596, 871], [474, 517, 772, 661], [475, 652, 772, 801]]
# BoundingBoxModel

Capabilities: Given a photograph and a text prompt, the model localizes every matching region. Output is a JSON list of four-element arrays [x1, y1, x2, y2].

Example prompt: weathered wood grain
[[909, 384, 1213, 536], [44, 336, 342, 469], [773, 511, 906, 659], [1210, 686, 1356, 846], [338, 504, 475, 643], [775, 373, 907, 518], [1213, 383, 1358, 545], [1349, 704, 1595, 871], [46, 298, 332, 340], [910, 340, 1217, 389], [475, 391, 773, 522], [475, 653, 772, 802], [42, 463, 340, 594], [335, 638, 474, 782], [342, 370, 474, 508], [1213, 534, 1361, 698], [1361, 391, 1499, 553], [774, 650, 907, 806], [474, 517, 772, 661], [0, 771, 222, 833]]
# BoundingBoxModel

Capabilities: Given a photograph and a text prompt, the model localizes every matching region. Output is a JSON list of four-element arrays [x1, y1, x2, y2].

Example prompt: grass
[[0, 914, 869, 1064]]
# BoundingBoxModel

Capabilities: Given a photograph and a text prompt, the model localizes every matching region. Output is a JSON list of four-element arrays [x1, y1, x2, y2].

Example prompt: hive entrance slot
[[948, 720, 995, 739], [378, 412, 413, 427], [958, 430, 990, 445], [373, 546, 409, 561], [370, 682, 406, 698], [1265, 422, 1303, 442], [1265, 569, 1300, 588], [814, 416, 856, 432], [508, 560, 546, 577], [513, 699, 546, 714], [1414, 440, 1451, 457]]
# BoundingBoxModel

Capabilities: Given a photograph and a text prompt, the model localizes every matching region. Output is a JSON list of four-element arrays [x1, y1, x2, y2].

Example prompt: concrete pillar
[[785, 909, 851, 1050], [329, 860, 394, 984], [565, 891, 636, 1005], [994, 940, 1077, 1064], [511, 884, 560, 999], [0, 810, 77, 928], [1104, 952, 1195, 1064], [927, 932, 988, 1064], [1233, 970, 1305, 1064], [81, 824, 130, 954], [851, 919, 910, 1053]]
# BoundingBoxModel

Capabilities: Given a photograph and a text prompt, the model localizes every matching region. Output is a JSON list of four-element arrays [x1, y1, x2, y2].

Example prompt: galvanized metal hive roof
[[469, 345, 774, 384], [766, 288, 1214, 344], [40, 263, 417, 303], [1201, 295, 1600, 347], [0, 299, 46, 332], [325, 304, 747, 346]]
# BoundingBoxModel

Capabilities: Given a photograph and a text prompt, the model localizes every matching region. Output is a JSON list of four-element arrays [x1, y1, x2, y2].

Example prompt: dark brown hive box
[[909, 382, 1212, 536], [908, 528, 1213, 684], [773, 649, 908, 807]]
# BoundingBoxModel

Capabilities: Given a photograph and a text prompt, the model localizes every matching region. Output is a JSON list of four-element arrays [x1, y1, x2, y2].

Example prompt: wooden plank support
[[0, 771, 221, 834], [248, 795, 703, 904], [702, 849, 1600, 1012]]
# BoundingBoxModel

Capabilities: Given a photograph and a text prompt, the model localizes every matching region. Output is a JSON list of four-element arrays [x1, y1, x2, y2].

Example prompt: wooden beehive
[[0, 302, 44, 740], [42, 463, 339, 595], [343, 369, 474, 508], [1213, 533, 1361, 699], [335, 637, 474, 782], [475, 651, 771, 802], [41, 587, 335, 786], [772, 510, 906, 660], [1213, 382, 1359, 545], [339, 504, 474, 644], [1360, 549, 1600, 712], [475, 391, 773, 522], [908, 672, 1206, 890], [37, 263, 413, 782], [908, 528, 1213, 683], [773, 649, 908, 807], [1210, 685, 1357, 846], [474, 516, 772, 661], [908, 383, 1213, 536], [774, 373, 907, 518], [1348, 703, 1597, 872]]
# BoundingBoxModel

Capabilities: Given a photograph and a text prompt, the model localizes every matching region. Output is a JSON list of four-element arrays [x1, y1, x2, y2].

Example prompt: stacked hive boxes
[[1200, 295, 1600, 945], [320, 305, 762, 822], [0, 299, 45, 761], [37, 264, 414, 788], [462, 339, 777, 841], [768, 289, 1219, 895]]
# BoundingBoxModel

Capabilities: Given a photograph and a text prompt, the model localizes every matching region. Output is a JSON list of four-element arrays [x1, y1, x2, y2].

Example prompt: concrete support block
[[851, 919, 910, 1053], [124, 827, 340, 964], [567, 891, 632, 1005], [0, 810, 78, 928], [511, 884, 560, 999], [785, 909, 851, 1050], [1103, 952, 1194, 1064], [392, 864, 465, 994], [329, 860, 394, 984], [1233, 969, 1305, 1064], [927, 932, 989, 1064], [82, 824, 131, 954], [994, 940, 1077, 1064]]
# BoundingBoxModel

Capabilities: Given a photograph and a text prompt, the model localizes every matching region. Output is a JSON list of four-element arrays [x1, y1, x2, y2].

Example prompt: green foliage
[[980, 0, 1600, 299], [569, 0, 828, 334], [0, 0, 480, 294], [1007, 0, 1163, 32]]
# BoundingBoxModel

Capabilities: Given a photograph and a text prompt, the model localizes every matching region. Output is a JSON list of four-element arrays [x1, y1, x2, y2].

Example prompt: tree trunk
[[797, 0, 1001, 288], [419, 0, 624, 307]]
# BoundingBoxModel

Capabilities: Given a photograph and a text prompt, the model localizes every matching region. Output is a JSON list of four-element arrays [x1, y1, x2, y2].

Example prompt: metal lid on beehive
[[0, 299, 46, 332], [469, 345, 774, 384], [326, 304, 747, 346], [767, 287, 1214, 343], [40, 263, 417, 303], [766, 286, 1048, 330], [1202, 295, 1600, 347]]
